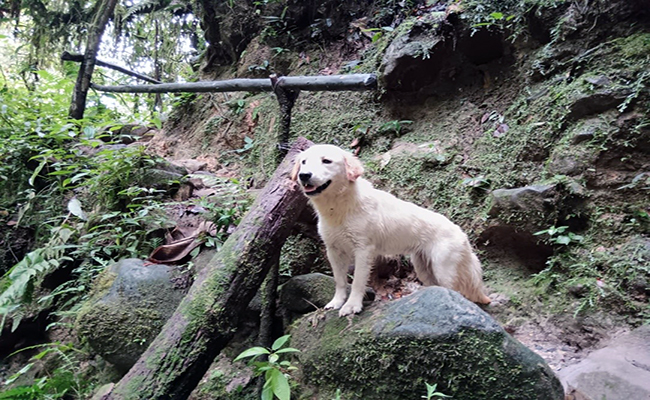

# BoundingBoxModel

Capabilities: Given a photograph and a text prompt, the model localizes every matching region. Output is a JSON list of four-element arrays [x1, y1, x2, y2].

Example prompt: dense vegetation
[[0, 0, 649, 398]]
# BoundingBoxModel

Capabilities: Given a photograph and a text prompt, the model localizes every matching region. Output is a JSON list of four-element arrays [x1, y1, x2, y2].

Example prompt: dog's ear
[[290, 155, 301, 181], [344, 153, 364, 182]]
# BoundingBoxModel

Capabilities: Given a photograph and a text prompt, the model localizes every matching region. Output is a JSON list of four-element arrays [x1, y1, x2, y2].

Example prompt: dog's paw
[[324, 298, 345, 310], [338, 302, 362, 317]]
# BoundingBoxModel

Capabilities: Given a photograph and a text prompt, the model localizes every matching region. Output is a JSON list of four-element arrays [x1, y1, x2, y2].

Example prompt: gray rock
[[75, 259, 187, 371], [171, 159, 208, 173], [279, 273, 375, 316], [567, 87, 630, 120], [547, 149, 594, 176], [488, 184, 557, 218], [559, 325, 650, 400], [290, 287, 564, 400], [280, 273, 337, 314]]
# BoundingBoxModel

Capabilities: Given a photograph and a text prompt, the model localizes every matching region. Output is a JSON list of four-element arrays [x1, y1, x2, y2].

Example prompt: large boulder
[[75, 259, 187, 372], [290, 287, 564, 400], [559, 325, 650, 400]]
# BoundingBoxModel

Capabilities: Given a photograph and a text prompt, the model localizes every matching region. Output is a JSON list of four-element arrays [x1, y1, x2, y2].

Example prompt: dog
[[291, 144, 491, 316]]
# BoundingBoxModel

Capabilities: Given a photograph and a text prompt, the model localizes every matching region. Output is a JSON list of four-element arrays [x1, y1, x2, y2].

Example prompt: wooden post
[[271, 74, 300, 163]]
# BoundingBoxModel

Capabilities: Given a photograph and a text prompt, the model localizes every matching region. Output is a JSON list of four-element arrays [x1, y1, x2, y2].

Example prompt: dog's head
[[290, 144, 364, 197]]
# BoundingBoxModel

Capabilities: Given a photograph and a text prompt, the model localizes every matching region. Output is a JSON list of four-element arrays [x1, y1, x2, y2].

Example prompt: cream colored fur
[[291, 144, 491, 316]]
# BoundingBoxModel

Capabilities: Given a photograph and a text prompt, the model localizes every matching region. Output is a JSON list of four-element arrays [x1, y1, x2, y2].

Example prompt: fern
[[0, 249, 55, 331]]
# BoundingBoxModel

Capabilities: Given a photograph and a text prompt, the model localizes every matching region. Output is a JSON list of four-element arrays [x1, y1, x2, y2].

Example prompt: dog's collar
[[305, 180, 332, 196]]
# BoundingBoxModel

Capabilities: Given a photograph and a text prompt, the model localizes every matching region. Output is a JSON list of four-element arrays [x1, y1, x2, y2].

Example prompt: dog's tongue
[[304, 184, 316, 193]]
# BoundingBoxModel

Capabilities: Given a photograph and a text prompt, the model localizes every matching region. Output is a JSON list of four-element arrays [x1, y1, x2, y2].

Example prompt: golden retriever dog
[[291, 144, 491, 316]]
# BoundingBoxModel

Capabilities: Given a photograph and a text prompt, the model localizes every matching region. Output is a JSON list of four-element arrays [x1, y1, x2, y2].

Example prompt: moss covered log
[[102, 138, 312, 400]]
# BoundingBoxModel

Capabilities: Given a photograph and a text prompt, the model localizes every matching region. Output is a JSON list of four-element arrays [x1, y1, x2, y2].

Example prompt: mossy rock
[[75, 259, 187, 372], [290, 287, 563, 400], [187, 354, 257, 400]]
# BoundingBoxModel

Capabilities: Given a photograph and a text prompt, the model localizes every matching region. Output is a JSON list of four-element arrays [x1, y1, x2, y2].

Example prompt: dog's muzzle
[[298, 172, 331, 196], [303, 180, 331, 196]]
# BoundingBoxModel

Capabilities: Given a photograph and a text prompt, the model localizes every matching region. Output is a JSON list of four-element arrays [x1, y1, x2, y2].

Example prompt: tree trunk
[[102, 138, 313, 400], [68, 0, 119, 120]]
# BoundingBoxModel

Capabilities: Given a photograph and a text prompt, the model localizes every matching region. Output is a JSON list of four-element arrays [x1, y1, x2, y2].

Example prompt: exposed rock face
[[75, 259, 186, 372], [380, 13, 506, 93], [559, 325, 650, 400], [291, 287, 564, 400]]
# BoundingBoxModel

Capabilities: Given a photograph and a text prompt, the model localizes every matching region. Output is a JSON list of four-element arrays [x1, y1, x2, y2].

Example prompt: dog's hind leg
[[324, 248, 352, 311], [454, 249, 491, 304], [339, 247, 374, 316], [411, 251, 438, 286]]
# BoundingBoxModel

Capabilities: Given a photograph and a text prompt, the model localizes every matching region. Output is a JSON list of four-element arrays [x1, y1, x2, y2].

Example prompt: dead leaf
[[148, 221, 216, 264], [494, 123, 509, 137]]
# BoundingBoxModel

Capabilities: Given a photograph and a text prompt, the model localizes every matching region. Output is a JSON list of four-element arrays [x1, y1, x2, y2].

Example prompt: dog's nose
[[298, 172, 312, 183]]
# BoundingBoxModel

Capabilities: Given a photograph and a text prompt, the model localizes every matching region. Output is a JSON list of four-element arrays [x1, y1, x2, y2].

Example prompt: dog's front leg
[[339, 247, 374, 317], [324, 248, 351, 311]]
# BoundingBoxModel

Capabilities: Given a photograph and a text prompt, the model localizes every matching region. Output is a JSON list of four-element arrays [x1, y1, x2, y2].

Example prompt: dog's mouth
[[303, 180, 332, 196]]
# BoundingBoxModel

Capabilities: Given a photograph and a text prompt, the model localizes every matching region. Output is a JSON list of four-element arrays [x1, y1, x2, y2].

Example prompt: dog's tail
[[454, 248, 491, 305]]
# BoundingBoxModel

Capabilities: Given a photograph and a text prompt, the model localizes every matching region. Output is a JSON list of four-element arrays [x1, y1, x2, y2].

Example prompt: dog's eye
[[301, 160, 306, 165], [322, 159, 332, 164]]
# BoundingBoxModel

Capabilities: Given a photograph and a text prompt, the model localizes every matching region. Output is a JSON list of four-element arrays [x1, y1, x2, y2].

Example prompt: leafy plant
[[228, 99, 247, 115], [378, 119, 413, 136], [1, 342, 91, 399], [422, 382, 452, 399], [461, 175, 491, 191], [234, 334, 300, 400], [534, 226, 584, 246], [471, 11, 515, 29]]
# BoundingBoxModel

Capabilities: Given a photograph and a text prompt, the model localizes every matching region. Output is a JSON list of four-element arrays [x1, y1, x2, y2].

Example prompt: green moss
[[293, 310, 556, 400], [617, 32, 650, 60], [76, 302, 165, 369], [279, 234, 327, 277]]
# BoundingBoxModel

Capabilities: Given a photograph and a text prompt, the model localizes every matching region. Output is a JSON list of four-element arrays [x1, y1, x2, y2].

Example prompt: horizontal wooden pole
[[90, 74, 377, 93]]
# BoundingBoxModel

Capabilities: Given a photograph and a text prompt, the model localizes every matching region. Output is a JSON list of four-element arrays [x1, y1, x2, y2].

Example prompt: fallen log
[[90, 73, 378, 93], [102, 137, 313, 400]]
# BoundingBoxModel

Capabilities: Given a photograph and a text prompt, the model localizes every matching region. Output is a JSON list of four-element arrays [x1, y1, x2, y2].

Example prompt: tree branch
[[62, 52, 162, 84]]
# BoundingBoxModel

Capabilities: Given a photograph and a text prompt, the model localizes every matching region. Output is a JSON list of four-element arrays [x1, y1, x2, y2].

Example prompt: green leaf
[[234, 346, 270, 361], [555, 235, 571, 245], [271, 334, 291, 351], [28, 159, 47, 187], [261, 382, 274, 400], [3, 363, 33, 385], [490, 12, 504, 20], [275, 347, 300, 354], [268, 368, 290, 400]]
